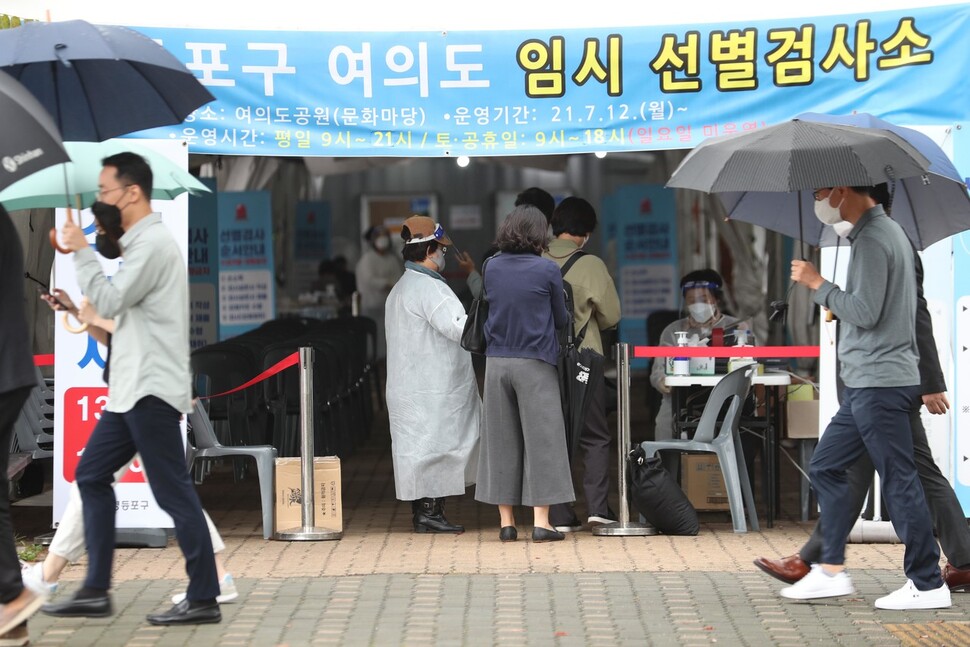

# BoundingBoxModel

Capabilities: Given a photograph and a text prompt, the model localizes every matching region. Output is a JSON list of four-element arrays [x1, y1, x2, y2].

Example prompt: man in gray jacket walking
[[784, 184, 949, 610]]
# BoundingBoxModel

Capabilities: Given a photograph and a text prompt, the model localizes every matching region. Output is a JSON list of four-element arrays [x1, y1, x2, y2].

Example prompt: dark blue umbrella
[[0, 69, 69, 192], [0, 19, 214, 142], [717, 113, 970, 250]]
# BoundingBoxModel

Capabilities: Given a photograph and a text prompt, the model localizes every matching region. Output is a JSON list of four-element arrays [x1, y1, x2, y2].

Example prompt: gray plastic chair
[[639, 365, 760, 533], [187, 401, 277, 539]]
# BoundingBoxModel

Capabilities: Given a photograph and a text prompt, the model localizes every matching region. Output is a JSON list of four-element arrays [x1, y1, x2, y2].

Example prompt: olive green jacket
[[543, 238, 621, 356]]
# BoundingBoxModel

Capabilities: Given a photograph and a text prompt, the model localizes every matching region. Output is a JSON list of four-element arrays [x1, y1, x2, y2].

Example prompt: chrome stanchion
[[351, 291, 361, 317], [275, 346, 342, 541], [593, 342, 658, 537]]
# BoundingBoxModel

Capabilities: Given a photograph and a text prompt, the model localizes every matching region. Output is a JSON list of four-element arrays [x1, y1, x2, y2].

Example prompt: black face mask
[[91, 201, 124, 260]]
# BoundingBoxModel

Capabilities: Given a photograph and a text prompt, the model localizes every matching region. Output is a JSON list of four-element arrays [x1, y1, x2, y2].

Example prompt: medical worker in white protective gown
[[384, 216, 481, 534], [355, 224, 403, 358]]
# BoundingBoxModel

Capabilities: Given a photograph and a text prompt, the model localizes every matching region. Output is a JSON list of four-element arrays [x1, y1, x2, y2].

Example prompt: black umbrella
[[0, 19, 214, 142], [0, 69, 68, 192], [558, 325, 605, 462]]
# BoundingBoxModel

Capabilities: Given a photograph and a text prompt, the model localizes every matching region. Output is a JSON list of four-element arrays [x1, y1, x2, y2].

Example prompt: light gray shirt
[[814, 205, 919, 388], [74, 213, 192, 413]]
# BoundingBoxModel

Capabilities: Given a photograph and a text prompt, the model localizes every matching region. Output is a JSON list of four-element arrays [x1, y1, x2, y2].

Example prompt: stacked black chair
[[190, 315, 374, 463]]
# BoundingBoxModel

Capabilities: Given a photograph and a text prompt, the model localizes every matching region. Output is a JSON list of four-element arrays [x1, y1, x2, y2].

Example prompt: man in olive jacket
[[543, 197, 621, 530]]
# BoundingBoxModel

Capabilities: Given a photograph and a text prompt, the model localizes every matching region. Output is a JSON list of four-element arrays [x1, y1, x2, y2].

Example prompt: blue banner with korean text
[[293, 200, 332, 291], [217, 191, 276, 339], [131, 4, 970, 157], [603, 184, 679, 370], [189, 178, 219, 349]]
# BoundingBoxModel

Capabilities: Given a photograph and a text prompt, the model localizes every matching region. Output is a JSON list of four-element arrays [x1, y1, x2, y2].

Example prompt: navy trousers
[[76, 396, 219, 600], [810, 385, 943, 590], [802, 403, 970, 569]]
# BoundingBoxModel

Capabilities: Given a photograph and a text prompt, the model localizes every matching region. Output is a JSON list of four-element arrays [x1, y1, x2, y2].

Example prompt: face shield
[[681, 281, 719, 324]]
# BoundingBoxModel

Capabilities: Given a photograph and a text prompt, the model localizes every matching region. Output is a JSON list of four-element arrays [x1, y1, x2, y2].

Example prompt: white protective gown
[[355, 248, 402, 357], [385, 265, 481, 500]]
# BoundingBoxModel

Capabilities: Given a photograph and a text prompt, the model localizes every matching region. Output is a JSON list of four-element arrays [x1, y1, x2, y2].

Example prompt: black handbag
[[460, 255, 492, 354], [627, 445, 699, 535]]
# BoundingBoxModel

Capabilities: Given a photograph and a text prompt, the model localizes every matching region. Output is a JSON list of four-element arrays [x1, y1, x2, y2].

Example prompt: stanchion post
[[592, 342, 658, 537], [275, 346, 341, 541]]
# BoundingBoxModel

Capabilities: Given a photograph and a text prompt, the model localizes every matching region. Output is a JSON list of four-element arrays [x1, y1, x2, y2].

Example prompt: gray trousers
[[475, 357, 575, 507], [801, 404, 970, 568]]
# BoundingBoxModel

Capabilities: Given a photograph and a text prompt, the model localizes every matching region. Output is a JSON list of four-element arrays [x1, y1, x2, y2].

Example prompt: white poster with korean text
[[53, 140, 189, 528]]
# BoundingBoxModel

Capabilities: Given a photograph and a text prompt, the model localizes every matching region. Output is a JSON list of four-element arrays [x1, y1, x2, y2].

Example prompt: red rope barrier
[[32, 351, 300, 399], [633, 345, 820, 358], [198, 351, 299, 399]]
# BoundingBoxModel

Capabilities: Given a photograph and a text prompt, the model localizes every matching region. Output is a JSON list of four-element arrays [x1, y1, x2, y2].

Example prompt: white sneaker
[[875, 579, 951, 610], [171, 573, 238, 604], [20, 561, 57, 597], [554, 521, 584, 533], [780, 564, 855, 600]]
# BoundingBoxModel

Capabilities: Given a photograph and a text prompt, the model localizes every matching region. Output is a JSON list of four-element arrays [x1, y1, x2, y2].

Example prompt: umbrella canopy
[[0, 69, 69, 191], [666, 119, 931, 194], [0, 19, 214, 141], [716, 114, 970, 249], [0, 141, 210, 211]]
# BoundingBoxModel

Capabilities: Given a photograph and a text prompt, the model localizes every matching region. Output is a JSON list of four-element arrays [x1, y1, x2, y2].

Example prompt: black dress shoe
[[532, 527, 565, 543], [499, 526, 517, 542], [42, 593, 113, 618], [146, 599, 221, 626]]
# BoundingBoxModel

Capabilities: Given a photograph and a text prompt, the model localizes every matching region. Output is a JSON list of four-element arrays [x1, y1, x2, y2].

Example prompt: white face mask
[[431, 249, 446, 271], [814, 193, 844, 226], [374, 237, 390, 251], [687, 302, 716, 323], [832, 220, 854, 238], [581, 235, 590, 248]]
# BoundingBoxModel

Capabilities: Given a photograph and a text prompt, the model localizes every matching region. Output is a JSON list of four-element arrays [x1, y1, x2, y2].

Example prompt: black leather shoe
[[42, 593, 113, 618], [146, 599, 221, 626], [532, 527, 565, 543], [499, 526, 517, 542]]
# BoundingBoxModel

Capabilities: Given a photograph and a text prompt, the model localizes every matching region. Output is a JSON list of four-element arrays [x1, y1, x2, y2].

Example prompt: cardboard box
[[274, 456, 342, 534], [681, 454, 730, 511], [786, 399, 820, 439]]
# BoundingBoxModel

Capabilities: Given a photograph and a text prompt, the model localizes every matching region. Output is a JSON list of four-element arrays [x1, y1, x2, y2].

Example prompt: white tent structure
[[7, 0, 970, 540]]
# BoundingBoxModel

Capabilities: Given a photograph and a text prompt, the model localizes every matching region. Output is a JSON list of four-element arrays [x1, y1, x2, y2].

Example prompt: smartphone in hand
[[35, 286, 71, 311]]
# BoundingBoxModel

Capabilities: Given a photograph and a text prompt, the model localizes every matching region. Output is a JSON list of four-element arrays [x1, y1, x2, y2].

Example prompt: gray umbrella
[[666, 119, 931, 194], [0, 69, 68, 193], [711, 115, 970, 250]]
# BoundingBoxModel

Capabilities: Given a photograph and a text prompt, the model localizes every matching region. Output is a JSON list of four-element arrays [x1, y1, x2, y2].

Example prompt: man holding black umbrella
[[0, 206, 48, 644], [543, 197, 620, 532], [40, 153, 221, 625], [785, 184, 949, 610]]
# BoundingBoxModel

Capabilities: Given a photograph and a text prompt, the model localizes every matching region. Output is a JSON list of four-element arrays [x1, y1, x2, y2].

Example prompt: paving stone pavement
[[11, 398, 970, 645]]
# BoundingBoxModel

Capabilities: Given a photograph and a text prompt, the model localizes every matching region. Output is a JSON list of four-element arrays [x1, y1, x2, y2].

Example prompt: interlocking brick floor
[[11, 388, 967, 645]]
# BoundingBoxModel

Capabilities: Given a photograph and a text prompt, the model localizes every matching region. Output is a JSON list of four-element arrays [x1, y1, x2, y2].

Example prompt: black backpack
[[558, 251, 588, 346]]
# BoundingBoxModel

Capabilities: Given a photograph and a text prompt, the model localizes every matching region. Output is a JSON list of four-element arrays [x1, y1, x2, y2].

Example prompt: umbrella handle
[[61, 311, 89, 334], [49, 227, 71, 254]]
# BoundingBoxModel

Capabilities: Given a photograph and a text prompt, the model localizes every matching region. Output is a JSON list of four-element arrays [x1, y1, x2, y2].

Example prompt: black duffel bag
[[627, 445, 699, 536]]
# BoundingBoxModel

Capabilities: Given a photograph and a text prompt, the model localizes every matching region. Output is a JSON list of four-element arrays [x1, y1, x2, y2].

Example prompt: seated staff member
[[648, 270, 752, 474]]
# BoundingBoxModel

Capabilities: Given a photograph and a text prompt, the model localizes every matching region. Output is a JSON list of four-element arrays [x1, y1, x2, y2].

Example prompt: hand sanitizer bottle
[[673, 331, 690, 376]]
